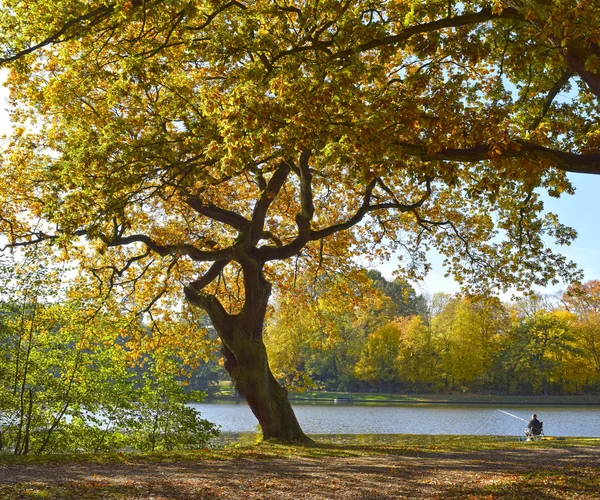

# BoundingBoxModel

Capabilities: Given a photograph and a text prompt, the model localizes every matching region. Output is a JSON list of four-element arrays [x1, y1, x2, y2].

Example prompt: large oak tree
[[0, 0, 598, 441]]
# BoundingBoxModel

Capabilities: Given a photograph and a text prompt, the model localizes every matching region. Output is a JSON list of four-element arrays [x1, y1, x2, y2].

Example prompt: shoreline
[[203, 397, 600, 406], [291, 398, 600, 406], [201, 392, 600, 406]]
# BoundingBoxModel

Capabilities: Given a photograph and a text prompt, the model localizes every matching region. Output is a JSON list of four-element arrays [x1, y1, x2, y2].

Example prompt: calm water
[[191, 402, 600, 437]]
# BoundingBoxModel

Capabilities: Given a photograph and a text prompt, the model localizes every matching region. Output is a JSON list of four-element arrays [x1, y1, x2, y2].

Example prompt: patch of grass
[[313, 434, 600, 452], [1, 435, 598, 467], [259, 434, 600, 459], [0, 481, 197, 500], [1, 436, 599, 500], [288, 391, 600, 405], [0, 483, 124, 500], [448, 467, 600, 499]]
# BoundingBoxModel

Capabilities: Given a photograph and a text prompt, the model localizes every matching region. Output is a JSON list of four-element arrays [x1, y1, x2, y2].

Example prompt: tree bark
[[220, 337, 310, 442], [224, 267, 310, 442], [187, 257, 311, 443]]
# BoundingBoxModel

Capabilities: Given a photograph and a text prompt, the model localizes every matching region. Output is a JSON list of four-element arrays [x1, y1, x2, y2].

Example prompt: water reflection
[[191, 402, 600, 437]]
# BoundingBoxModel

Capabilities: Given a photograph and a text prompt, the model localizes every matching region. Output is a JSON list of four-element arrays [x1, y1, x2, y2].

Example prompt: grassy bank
[[1, 436, 599, 499], [205, 382, 600, 405], [289, 391, 600, 405]]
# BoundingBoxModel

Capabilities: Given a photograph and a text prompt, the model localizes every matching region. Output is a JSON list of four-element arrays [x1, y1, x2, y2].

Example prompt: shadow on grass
[[0, 435, 598, 465], [265, 434, 600, 458], [440, 467, 600, 499], [0, 480, 219, 500], [0, 440, 599, 500]]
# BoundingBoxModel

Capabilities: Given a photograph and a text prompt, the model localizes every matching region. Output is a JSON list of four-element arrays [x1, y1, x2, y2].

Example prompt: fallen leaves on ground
[[0, 442, 598, 499]]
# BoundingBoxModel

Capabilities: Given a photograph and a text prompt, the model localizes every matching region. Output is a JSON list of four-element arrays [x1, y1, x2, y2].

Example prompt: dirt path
[[1, 447, 599, 499]]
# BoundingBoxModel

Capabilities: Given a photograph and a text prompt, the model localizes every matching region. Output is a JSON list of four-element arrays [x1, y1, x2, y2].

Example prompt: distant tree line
[[262, 271, 600, 396]]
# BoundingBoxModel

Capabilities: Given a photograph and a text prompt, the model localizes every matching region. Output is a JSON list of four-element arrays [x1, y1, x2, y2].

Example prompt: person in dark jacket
[[526, 414, 543, 437]]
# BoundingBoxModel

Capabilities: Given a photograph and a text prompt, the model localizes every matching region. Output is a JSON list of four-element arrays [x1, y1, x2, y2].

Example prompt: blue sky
[[1, 71, 598, 296], [399, 173, 600, 297], [535, 174, 600, 290]]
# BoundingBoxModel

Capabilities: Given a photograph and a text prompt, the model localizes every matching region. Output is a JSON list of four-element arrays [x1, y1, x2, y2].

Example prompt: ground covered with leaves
[[1, 436, 598, 499]]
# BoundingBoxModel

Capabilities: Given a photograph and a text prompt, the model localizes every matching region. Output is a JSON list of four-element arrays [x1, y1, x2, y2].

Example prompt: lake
[[191, 402, 600, 437]]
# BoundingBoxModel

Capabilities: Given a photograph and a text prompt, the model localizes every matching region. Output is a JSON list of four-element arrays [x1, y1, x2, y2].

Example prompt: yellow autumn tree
[[563, 281, 600, 388], [265, 269, 395, 391], [432, 296, 509, 390], [0, 0, 597, 441], [507, 308, 577, 395], [396, 315, 443, 391], [355, 321, 402, 386]]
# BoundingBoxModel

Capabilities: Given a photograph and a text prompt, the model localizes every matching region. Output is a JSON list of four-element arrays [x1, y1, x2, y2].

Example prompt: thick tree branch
[[185, 198, 251, 231], [105, 233, 233, 261], [255, 151, 317, 261], [332, 7, 522, 59], [251, 162, 290, 244], [298, 150, 315, 223], [255, 226, 309, 262], [249, 165, 267, 191], [562, 42, 600, 101], [184, 279, 231, 335], [191, 259, 230, 290], [260, 230, 283, 246], [529, 69, 574, 131], [301, 179, 376, 245], [396, 141, 600, 175]]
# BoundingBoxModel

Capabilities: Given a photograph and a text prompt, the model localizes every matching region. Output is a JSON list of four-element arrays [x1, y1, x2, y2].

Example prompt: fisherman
[[526, 414, 543, 437]]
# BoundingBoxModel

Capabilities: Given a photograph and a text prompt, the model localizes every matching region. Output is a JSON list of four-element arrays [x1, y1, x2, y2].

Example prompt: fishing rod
[[497, 409, 528, 423]]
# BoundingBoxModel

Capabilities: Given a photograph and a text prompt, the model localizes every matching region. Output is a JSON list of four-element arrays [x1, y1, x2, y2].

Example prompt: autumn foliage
[[266, 276, 600, 395], [0, 0, 598, 440]]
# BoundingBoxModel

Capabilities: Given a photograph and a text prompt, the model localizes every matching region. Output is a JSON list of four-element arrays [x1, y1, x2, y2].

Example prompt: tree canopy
[[0, 0, 598, 441]]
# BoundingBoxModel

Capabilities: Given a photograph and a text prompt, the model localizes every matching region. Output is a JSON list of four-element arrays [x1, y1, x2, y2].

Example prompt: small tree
[[507, 310, 577, 395], [0, 254, 219, 454]]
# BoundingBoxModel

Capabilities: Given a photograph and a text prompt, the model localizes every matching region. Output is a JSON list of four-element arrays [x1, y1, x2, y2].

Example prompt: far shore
[[200, 389, 600, 405]]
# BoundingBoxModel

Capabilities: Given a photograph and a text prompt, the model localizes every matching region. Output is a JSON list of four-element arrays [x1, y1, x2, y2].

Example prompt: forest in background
[[266, 271, 600, 396], [188, 269, 600, 397]]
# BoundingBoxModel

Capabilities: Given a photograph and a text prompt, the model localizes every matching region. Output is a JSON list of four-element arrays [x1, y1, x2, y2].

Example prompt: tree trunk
[[220, 338, 310, 442], [188, 258, 312, 444]]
